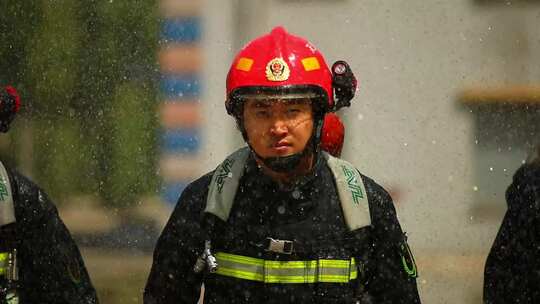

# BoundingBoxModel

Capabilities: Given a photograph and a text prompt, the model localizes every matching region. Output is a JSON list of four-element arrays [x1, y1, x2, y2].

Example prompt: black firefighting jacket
[[0, 166, 98, 304], [484, 162, 540, 304], [145, 153, 421, 303]]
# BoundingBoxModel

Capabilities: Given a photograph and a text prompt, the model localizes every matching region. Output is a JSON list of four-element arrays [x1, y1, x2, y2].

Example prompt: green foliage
[[103, 83, 157, 208], [33, 118, 98, 201], [26, 0, 83, 116], [0, 1, 41, 87], [0, 0, 159, 208]]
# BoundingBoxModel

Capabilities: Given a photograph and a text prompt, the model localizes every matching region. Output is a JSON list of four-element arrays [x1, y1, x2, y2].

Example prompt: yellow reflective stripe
[[215, 252, 263, 267], [264, 260, 317, 269], [215, 252, 357, 284], [0, 252, 8, 275], [217, 267, 264, 282], [350, 264, 358, 280], [265, 275, 316, 283], [319, 259, 353, 268], [264, 274, 352, 284]]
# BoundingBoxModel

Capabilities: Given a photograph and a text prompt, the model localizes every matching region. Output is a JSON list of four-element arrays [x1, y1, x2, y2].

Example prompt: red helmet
[[321, 113, 345, 157], [226, 26, 333, 115], [0, 86, 21, 133]]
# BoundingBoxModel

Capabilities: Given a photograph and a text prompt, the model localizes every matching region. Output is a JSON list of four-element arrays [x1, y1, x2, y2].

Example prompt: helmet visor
[[228, 85, 329, 115]]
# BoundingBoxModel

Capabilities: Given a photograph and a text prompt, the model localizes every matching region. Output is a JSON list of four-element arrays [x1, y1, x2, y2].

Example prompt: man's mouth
[[271, 141, 292, 153], [273, 141, 291, 148]]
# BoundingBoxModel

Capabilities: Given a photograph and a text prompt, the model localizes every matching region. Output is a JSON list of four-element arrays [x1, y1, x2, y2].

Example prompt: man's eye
[[255, 110, 269, 117], [288, 108, 301, 114]]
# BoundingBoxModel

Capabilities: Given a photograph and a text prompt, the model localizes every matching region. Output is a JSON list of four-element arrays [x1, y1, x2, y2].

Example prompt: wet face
[[243, 98, 314, 158]]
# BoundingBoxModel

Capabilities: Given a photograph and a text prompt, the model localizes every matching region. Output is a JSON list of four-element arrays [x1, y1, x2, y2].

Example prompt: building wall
[[201, 1, 540, 302]]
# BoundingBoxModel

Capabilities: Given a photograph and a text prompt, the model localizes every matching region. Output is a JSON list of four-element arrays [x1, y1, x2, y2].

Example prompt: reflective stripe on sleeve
[[215, 252, 357, 284], [0, 252, 8, 275]]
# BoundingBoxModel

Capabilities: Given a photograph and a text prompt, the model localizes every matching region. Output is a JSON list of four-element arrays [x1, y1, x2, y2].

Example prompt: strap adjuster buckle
[[265, 237, 294, 254]]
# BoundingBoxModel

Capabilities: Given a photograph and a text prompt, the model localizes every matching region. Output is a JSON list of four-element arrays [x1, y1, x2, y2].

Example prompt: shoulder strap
[[205, 149, 371, 231], [323, 152, 371, 231], [0, 161, 16, 226], [205, 147, 250, 222]]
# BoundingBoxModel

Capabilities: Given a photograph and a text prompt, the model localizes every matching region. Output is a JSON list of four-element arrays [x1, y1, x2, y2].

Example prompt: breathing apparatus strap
[[204, 148, 250, 222], [0, 161, 15, 227], [205, 147, 371, 231]]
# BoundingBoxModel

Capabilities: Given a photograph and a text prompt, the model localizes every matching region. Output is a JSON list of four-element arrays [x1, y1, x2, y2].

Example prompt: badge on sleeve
[[61, 249, 82, 285], [399, 235, 418, 278], [67, 257, 82, 284]]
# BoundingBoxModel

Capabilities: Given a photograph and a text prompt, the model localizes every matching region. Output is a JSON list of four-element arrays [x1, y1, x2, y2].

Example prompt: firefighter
[[0, 86, 98, 304], [144, 26, 420, 304], [484, 145, 540, 304], [321, 112, 345, 157]]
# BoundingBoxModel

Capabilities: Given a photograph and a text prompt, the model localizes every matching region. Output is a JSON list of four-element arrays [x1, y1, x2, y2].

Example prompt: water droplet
[[473, 186, 478, 191]]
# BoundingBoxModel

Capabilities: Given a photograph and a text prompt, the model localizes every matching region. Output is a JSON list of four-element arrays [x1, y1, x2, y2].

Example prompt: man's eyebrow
[[249, 101, 271, 108], [286, 98, 311, 105]]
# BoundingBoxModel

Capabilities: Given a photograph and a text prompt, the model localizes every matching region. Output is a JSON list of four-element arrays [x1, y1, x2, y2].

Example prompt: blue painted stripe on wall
[[161, 17, 201, 43], [161, 181, 189, 207], [161, 128, 201, 153], [161, 75, 200, 99]]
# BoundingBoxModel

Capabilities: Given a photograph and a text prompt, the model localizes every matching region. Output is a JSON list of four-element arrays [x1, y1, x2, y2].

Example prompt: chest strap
[[0, 161, 15, 227], [205, 147, 371, 231], [215, 252, 357, 284]]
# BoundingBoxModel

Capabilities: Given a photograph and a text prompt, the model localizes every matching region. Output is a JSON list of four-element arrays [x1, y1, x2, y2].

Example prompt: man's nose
[[270, 116, 289, 136]]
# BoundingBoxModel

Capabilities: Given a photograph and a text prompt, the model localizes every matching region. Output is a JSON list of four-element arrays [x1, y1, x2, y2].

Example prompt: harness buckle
[[265, 237, 294, 254]]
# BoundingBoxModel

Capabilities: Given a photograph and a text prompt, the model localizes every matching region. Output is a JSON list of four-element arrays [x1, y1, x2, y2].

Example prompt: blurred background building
[[1, 0, 540, 303]]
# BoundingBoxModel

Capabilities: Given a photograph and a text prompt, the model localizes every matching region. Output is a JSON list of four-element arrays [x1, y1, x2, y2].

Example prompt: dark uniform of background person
[[144, 27, 421, 304], [0, 86, 98, 304], [484, 145, 540, 304]]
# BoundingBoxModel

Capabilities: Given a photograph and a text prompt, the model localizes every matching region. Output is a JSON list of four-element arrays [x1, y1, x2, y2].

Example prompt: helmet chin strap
[[252, 148, 307, 173]]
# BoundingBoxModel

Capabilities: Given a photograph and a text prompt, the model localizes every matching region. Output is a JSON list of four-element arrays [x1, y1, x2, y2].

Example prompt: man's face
[[243, 98, 314, 158]]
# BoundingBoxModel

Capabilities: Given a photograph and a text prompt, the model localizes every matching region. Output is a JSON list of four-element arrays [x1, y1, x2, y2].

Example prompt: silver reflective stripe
[[205, 147, 250, 221], [0, 161, 15, 226], [324, 152, 371, 231]]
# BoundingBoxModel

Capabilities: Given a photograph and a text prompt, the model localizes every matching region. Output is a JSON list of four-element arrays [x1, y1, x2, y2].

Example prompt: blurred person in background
[[484, 143, 540, 304], [321, 112, 345, 158], [0, 86, 98, 304], [145, 26, 420, 304]]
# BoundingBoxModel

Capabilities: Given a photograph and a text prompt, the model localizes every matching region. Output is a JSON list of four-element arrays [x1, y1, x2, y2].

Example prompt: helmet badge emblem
[[265, 58, 290, 82]]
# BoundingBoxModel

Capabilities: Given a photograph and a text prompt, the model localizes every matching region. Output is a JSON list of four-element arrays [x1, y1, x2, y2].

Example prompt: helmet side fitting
[[321, 113, 345, 158]]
